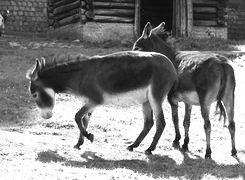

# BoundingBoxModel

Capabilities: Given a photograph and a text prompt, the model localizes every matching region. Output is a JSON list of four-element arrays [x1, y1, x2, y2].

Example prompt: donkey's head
[[26, 58, 56, 119], [133, 22, 175, 61]]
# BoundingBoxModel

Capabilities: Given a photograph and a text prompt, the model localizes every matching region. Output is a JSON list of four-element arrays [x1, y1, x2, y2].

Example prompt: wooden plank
[[53, 13, 80, 28], [94, 15, 134, 23], [52, 0, 79, 8], [193, 20, 218, 26], [193, 0, 218, 6], [193, 7, 217, 13], [93, 2, 134, 9], [94, 9, 134, 17], [53, 0, 81, 15], [99, 0, 134, 2], [53, 8, 80, 21], [134, 0, 141, 38], [194, 13, 217, 20]]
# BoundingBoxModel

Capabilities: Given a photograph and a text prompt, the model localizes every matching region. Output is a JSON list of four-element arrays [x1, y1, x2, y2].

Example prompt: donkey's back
[[75, 51, 178, 106]]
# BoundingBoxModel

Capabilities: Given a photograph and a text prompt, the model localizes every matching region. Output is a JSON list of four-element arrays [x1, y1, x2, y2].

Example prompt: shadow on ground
[[36, 150, 245, 179]]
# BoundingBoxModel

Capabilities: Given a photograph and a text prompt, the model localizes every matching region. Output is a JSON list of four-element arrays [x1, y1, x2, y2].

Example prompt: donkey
[[133, 22, 237, 159], [26, 51, 178, 155], [0, 9, 9, 36]]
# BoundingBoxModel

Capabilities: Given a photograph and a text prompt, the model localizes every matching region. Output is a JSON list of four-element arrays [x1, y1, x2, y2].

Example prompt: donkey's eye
[[32, 93, 38, 99], [134, 46, 142, 51]]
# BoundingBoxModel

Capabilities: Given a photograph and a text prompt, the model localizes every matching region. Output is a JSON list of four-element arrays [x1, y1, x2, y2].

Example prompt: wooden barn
[[47, 0, 228, 42]]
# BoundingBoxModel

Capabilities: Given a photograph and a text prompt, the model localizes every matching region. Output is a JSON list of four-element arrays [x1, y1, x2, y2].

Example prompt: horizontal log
[[53, 0, 81, 15], [193, 0, 218, 7], [99, 0, 134, 2], [193, 20, 218, 26], [94, 9, 134, 17], [93, 15, 134, 23], [193, 13, 217, 20], [52, 19, 80, 28], [53, 14, 80, 28], [93, 2, 134, 9], [193, 7, 217, 13], [52, 0, 79, 9], [54, 8, 80, 21]]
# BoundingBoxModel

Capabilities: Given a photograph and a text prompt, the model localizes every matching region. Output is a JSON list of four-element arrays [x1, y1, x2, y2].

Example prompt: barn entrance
[[140, 0, 173, 32]]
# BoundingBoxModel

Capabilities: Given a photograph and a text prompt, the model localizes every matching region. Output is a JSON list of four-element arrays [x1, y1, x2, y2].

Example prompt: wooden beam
[[93, 15, 134, 23], [53, 13, 80, 28], [53, 8, 81, 21], [134, 0, 141, 38], [193, 20, 217, 26], [52, 0, 79, 8], [94, 9, 134, 17], [93, 2, 134, 9], [52, 0, 81, 15], [193, 7, 217, 13]]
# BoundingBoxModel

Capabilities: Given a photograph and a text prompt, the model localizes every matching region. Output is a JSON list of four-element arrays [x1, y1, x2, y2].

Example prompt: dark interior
[[140, 0, 173, 32]]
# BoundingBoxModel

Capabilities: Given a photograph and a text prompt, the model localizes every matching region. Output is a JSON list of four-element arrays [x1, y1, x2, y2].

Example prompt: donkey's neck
[[154, 36, 180, 69], [39, 60, 89, 93]]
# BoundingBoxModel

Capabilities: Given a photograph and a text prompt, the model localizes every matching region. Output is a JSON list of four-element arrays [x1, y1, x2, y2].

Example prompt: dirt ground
[[0, 35, 245, 180]]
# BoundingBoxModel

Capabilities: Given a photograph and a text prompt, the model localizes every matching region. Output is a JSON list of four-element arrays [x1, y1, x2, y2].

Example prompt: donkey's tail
[[168, 79, 179, 105], [215, 62, 229, 124], [215, 99, 226, 123]]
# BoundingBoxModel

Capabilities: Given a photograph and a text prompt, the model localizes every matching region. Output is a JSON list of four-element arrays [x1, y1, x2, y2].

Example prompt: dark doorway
[[140, 0, 173, 32]]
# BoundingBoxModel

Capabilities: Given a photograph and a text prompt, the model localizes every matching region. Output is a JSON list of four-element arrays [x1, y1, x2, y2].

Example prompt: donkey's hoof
[[88, 133, 94, 143], [181, 144, 189, 152], [74, 144, 81, 150], [145, 150, 152, 155], [205, 154, 212, 159], [205, 149, 212, 159], [231, 149, 237, 157], [127, 145, 134, 152], [172, 141, 180, 149]]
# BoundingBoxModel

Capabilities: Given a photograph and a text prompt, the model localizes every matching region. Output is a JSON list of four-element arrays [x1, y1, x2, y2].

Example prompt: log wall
[[193, 0, 227, 27], [93, 0, 135, 23], [48, 0, 82, 29], [227, 0, 245, 39]]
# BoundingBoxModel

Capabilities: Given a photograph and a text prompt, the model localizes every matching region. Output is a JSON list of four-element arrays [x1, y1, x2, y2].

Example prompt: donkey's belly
[[178, 91, 200, 105], [102, 87, 148, 107]]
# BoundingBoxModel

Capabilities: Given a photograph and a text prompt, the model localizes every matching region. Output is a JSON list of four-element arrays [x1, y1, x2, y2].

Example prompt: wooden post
[[173, 0, 189, 37], [134, 0, 141, 39]]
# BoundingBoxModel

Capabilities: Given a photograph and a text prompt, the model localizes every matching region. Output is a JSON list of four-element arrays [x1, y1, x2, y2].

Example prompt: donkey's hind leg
[[169, 102, 181, 149], [222, 85, 237, 156], [127, 101, 153, 151], [182, 103, 192, 152], [145, 99, 166, 155], [200, 103, 212, 159], [74, 104, 95, 150]]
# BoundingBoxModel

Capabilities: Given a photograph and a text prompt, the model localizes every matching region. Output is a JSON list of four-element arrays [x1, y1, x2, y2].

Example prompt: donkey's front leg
[[74, 104, 95, 150]]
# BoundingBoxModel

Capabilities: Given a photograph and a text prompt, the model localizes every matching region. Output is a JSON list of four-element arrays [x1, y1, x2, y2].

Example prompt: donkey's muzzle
[[40, 109, 53, 119]]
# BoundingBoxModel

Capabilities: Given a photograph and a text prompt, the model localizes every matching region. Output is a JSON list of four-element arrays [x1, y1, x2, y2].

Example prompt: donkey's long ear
[[141, 22, 152, 39], [40, 57, 46, 69], [26, 58, 41, 80], [151, 21, 166, 35]]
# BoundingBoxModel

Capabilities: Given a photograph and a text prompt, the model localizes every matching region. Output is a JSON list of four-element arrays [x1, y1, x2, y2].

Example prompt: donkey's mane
[[155, 31, 229, 70], [40, 53, 91, 74]]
